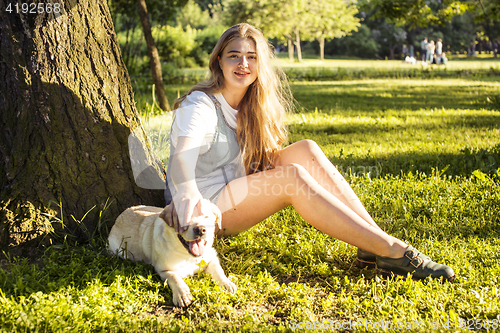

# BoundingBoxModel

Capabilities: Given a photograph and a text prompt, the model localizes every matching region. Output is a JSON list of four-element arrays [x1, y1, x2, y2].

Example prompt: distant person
[[164, 23, 455, 282], [436, 38, 443, 64], [441, 52, 448, 65], [426, 40, 435, 64], [494, 40, 499, 58], [402, 44, 408, 59], [421, 37, 428, 62], [409, 44, 414, 58]]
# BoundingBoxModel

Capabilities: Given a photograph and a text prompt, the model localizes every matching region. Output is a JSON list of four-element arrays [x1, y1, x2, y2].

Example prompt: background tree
[[221, 0, 289, 56], [174, 0, 211, 29], [109, 0, 188, 111], [222, 0, 310, 62], [136, 0, 171, 111], [464, 0, 500, 55], [0, 0, 165, 251], [359, 0, 463, 29], [308, 0, 360, 60], [286, 0, 311, 62], [372, 21, 407, 59], [324, 24, 380, 58], [360, 0, 499, 54]]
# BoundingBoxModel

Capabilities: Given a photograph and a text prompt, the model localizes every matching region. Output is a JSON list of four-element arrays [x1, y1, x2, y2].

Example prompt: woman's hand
[[171, 183, 204, 233]]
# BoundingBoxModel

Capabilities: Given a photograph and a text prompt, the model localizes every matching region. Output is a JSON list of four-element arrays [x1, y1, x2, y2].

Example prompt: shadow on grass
[[329, 148, 499, 179], [289, 109, 500, 178], [291, 80, 499, 113], [291, 113, 500, 137]]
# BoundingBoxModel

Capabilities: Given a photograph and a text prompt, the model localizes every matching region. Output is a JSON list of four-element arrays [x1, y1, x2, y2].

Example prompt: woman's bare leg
[[216, 163, 407, 258], [275, 140, 381, 230]]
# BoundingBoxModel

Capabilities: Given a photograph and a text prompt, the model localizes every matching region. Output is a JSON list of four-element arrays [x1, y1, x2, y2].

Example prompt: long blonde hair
[[174, 23, 293, 174]]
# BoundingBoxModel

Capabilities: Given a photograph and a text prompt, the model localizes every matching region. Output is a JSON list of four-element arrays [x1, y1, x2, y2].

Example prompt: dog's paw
[[172, 286, 193, 307], [172, 289, 193, 307], [220, 279, 237, 293]]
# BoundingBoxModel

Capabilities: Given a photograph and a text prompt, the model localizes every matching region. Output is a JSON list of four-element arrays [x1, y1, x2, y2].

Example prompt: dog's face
[[159, 201, 221, 257]]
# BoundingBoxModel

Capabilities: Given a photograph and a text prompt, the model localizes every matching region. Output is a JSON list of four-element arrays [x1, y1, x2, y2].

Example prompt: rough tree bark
[[0, 0, 165, 251], [136, 0, 170, 112]]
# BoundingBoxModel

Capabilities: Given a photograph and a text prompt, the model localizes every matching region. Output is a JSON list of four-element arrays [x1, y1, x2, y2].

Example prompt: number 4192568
[[5, 2, 63, 14]]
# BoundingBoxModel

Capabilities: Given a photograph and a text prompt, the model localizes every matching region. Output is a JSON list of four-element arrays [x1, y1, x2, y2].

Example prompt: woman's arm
[[169, 136, 205, 232]]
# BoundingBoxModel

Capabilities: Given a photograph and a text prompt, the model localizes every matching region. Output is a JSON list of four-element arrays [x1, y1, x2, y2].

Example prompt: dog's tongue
[[189, 239, 205, 256]]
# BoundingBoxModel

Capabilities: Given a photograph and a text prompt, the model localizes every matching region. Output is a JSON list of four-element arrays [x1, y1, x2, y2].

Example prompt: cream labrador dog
[[108, 200, 236, 307]]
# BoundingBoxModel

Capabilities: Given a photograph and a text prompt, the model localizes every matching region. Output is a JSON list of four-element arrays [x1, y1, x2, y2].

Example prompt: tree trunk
[[294, 27, 302, 62], [288, 38, 294, 62], [136, 0, 170, 112], [318, 36, 325, 61], [389, 44, 396, 60], [0, 0, 165, 250]]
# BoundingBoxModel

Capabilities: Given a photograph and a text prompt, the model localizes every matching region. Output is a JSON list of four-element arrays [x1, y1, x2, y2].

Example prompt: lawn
[[132, 56, 500, 87], [1, 61, 500, 332]]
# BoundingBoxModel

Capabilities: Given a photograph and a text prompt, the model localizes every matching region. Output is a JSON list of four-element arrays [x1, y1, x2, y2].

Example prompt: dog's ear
[[211, 204, 222, 230], [159, 204, 174, 227]]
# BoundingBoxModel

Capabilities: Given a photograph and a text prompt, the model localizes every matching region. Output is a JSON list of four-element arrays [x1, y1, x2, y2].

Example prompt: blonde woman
[[165, 23, 455, 281]]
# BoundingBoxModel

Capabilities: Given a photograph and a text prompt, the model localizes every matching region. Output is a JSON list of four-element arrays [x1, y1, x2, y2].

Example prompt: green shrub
[[192, 25, 227, 66], [154, 25, 198, 68], [325, 25, 379, 59], [152, 25, 227, 69]]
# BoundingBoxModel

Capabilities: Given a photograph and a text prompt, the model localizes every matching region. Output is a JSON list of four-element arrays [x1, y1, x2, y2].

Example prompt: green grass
[[1, 64, 500, 332], [276, 55, 500, 70], [288, 78, 500, 178]]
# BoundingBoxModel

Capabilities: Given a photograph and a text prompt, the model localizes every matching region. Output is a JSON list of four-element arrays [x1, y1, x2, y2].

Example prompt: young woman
[[164, 23, 455, 281]]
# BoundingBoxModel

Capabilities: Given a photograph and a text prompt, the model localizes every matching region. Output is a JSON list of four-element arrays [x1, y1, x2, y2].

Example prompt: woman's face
[[218, 38, 258, 94]]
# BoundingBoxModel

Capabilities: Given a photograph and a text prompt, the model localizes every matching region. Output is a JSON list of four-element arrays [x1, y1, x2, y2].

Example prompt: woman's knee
[[293, 140, 335, 172], [296, 139, 321, 155], [278, 139, 322, 166]]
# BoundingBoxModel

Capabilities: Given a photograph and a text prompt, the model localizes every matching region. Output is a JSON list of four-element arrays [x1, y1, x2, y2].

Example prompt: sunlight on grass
[[288, 108, 500, 175], [290, 78, 500, 112], [286, 78, 500, 179], [276, 57, 500, 72]]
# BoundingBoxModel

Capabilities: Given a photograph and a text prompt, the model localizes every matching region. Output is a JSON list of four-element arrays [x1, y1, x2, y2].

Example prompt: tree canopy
[[223, 0, 360, 61], [361, 0, 499, 33]]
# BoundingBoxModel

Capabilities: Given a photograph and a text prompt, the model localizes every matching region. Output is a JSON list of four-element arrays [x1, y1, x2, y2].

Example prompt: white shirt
[[170, 91, 238, 153], [436, 41, 442, 54]]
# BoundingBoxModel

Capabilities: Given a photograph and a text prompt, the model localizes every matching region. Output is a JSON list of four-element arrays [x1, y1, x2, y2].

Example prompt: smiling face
[[218, 38, 258, 103]]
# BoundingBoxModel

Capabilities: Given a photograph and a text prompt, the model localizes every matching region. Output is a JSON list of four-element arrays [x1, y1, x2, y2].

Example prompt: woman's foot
[[355, 248, 377, 269], [356, 246, 455, 282], [355, 244, 404, 269], [376, 246, 455, 282]]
